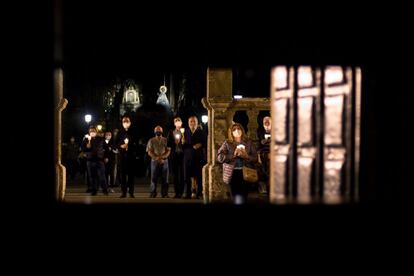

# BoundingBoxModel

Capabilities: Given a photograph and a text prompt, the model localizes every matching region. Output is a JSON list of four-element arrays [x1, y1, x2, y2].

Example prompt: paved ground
[[63, 175, 269, 205]]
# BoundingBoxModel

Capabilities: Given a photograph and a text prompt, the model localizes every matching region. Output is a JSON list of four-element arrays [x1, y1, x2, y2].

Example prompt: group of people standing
[[147, 116, 207, 199], [64, 114, 271, 204], [67, 114, 207, 199]]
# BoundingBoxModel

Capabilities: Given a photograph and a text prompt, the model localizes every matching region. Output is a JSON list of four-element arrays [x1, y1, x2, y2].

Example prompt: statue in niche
[[156, 85, 170, 106], [127, 91, 135, 102]]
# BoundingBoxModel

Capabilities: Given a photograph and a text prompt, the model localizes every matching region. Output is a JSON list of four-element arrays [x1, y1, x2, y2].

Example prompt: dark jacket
[[64, 142, 80, 161], [217, 139, 258, 168], [182, 127, 207, 163], [257, 127, 271, 152], [81, 136, 105, 161], [103, 138, 116, 162], [167, 129, 184, 157], [116, 129, 137, 160]]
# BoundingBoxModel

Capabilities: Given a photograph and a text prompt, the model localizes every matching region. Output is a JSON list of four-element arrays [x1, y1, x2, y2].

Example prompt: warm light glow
[[325, 66, 344, 85], [264, 134, 271, 139], [233, 95, 243, 99], [299, 156, 313, 167], [298, 66, 313, 87], [175, 133, 181, 140], [274, 66, 288, 89], [180, 128, 185, 134], [159, 85, 167, 93], [97, 124, 103, 131], [201, 115, 208, 124], [85, 114, 92, 123]]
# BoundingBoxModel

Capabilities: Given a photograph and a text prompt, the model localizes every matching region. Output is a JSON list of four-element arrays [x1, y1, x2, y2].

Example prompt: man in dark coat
[[182, 116, 207, 199], [116, 115, 137, 198]]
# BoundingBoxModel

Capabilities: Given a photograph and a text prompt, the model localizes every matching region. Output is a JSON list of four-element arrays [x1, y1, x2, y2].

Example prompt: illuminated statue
[[156, 85, 169, 106]]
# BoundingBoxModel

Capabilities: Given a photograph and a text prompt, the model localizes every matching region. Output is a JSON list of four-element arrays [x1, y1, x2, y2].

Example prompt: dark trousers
[[105, 161, 115, 187], [171, 154, 184, 196], [120, 157, 135, 195], [229, 169, 248, 202], [183, 150, 203, 197], [86, 160, 107, 193], [150, 160, 169, 196], [66, 159, 78, 180]]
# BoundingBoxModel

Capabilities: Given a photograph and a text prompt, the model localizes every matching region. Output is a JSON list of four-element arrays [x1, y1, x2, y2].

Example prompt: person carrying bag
[[217, 123, 258, 204]]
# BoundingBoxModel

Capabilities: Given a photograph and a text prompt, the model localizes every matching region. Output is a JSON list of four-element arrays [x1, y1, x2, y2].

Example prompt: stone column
[[202, 68, 233, 203], [246, 109, 259, 143], [55, 68, 68, 201]]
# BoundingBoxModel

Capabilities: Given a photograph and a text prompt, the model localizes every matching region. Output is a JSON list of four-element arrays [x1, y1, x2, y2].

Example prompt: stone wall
[[202, 68, 270, 203]]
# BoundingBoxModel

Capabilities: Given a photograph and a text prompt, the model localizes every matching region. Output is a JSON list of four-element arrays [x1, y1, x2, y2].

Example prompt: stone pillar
[[246, 109, 259, 143], [202, 68, 233, 203], [55, 68, 68, 201]]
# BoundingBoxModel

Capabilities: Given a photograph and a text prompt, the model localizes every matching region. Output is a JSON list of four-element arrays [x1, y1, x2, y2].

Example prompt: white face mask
[[174, 121, 182, 128], [232, 129, 242, 138], [122, 122, 131, 129]]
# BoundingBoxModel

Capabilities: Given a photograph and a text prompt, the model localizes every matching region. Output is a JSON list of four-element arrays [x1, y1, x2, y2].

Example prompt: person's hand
[[193, 143, 202, 150], [120, 144, 128, 149], [104, 158, 109, 163], [261, 139, 270, 145], [239, 148, 249, 159], [234, 148, 241, 157]]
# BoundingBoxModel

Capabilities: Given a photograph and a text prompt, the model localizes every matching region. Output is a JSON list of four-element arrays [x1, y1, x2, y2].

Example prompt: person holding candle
[[81, 126, 108, 196], [117, 114, 137, 198], [167, 117, 185, 198], [103, 131, 116, 192], [217, 123, 258, 204]]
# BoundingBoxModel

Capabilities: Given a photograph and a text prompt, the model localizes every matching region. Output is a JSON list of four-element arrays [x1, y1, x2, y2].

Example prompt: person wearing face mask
[[182, 116, 207, 199], [117, 115, 137, 198], [81, 126, 108, 196], [167, 116, 185, 198], [103, 131, 116, 192], [217, 123, 258, 204], [147, 126, 171, 198], [257, 116, 272, 195]]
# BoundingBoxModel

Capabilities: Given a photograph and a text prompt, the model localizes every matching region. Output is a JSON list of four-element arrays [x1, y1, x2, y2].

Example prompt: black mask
[[155, 131, 162, 136]]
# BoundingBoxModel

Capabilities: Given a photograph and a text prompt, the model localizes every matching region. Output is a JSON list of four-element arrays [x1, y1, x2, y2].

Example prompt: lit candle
[[124, 138, 129, 144], [175, 133, 181, 140], [264, 134, 271, 139], [180, 128, 185, 134]]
